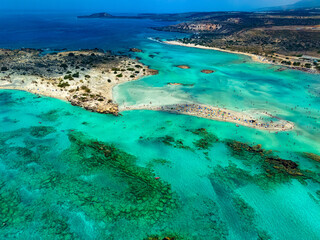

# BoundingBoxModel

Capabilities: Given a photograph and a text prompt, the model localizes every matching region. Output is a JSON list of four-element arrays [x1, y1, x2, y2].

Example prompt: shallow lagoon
[[1, 12, 320, 240]]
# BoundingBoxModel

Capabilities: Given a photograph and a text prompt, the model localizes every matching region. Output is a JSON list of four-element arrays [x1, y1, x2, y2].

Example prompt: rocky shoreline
[[0, 48, 158, 116]]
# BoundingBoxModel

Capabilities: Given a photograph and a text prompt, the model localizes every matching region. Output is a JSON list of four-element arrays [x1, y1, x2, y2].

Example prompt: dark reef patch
[[303, 152, 320, 163], [58, 131, 179, 222], [223, 140, 320, 187], [30, 126, 56, 138], [189, 128, 219, 150], [140, 135, 192, 150]]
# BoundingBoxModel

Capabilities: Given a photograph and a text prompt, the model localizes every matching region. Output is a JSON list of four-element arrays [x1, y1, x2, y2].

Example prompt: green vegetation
[[72, 72, 79, 78], [116, 73, 123, 78], [58, 80, 70, 88], [305, 63, 312, 68], [281, 61, 291, 65], [80, 85, 91, 93], [63, 74, 74, 80], [60, 63, 68, 69], [1, 66, 8, 71]]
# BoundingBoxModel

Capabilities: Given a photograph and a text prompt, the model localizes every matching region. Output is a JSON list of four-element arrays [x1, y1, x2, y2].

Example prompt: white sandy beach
[[120, 104, 295, 131]]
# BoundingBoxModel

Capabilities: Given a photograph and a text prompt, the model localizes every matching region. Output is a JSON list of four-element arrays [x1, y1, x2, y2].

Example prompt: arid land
[[0, 48, 158, 115]]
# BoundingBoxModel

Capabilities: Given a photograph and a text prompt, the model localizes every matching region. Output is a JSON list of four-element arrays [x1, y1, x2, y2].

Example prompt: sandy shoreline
[[0, 49, 158, 115], [0, 86, 68, 101], [119, 104, 295, 132], [164, 40, 319, 73], [164, 40, 268, 64]]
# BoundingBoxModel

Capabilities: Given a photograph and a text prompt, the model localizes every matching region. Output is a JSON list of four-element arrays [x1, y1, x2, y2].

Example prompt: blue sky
[[0, 0, 297, 12]]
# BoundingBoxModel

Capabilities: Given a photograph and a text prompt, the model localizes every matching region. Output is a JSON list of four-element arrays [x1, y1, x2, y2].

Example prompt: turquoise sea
[[1, 12, 320, 239]]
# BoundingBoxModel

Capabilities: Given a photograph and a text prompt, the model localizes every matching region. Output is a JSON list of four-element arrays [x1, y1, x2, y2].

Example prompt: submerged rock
[[29, 126, 56, 138], [223, 140, 320, 186], [189, 128, 219, 150], [142, 135, 192, 150], [303, 152, 320, 163], [60, 131, 178, 221]]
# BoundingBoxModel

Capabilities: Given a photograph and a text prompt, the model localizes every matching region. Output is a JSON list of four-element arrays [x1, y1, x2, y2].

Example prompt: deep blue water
[[0, 11, 184, 51]]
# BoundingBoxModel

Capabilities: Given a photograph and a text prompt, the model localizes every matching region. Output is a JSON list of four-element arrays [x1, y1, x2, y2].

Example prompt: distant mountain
[[262, 0, 320, 11]]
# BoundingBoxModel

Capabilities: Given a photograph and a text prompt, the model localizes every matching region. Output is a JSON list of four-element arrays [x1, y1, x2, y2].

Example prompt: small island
[[176, 65, 190, 69], [201, 69, 215, 74], [130, 48, 143, 53], [0, 48, 158, 115]]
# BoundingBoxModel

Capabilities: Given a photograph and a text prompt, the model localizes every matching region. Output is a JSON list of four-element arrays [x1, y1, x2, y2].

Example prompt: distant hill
[[261, 0, 320, 11], [78, 12, 113, 18]]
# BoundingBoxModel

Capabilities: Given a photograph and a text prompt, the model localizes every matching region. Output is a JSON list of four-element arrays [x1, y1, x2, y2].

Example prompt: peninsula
[[0, 48, 158, 115], [81, 8, 320, 73]]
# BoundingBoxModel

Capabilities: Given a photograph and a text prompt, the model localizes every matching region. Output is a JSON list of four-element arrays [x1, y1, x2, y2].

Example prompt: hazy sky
[[0, 0, 298, 13]]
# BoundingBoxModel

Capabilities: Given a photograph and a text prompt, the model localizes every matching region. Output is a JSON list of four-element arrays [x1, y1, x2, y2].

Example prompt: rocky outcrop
[[176, 65, 190, 69], [147, 69, 159, 75], [68, 94, 119, 116], [201, 69, 215, 74], [130, 48, 143, 53], [155, 22, 223, 33]]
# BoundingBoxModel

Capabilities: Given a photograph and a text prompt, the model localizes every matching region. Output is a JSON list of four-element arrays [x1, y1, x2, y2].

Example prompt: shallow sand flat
[[120, 103, 295, 131]]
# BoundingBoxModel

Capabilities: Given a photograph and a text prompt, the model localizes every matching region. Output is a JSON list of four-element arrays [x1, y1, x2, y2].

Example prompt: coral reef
[[30, 126, 56, 138], [224, 140, 320, 187], [189, 128, 219, 150], [59, 132, 179, 222], [140, 135, 192, 150]]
